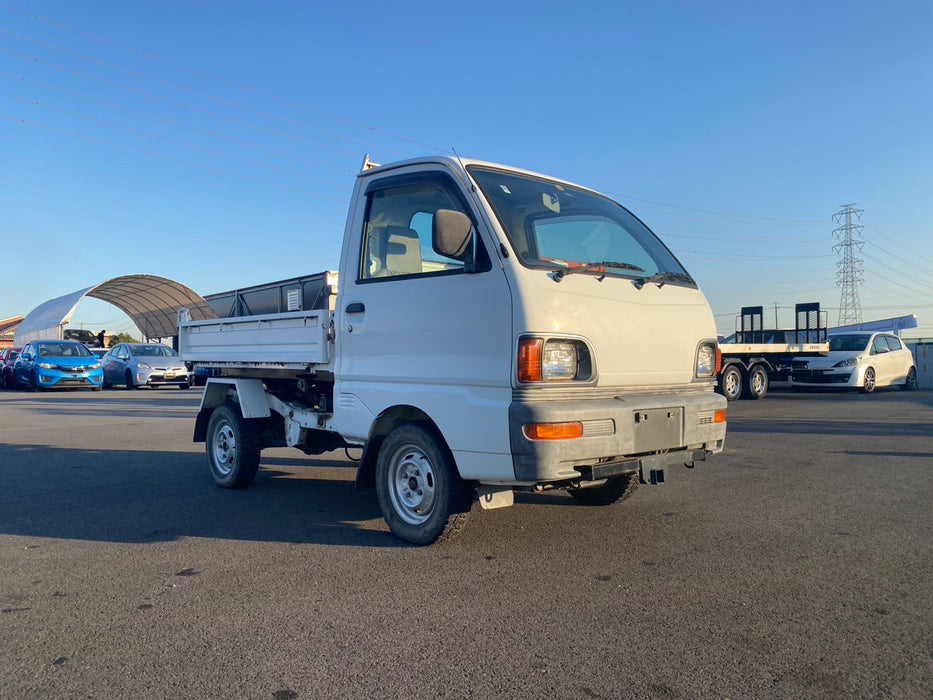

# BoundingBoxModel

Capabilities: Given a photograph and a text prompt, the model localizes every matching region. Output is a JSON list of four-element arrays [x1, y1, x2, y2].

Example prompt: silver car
[[101, 342, 189, 389]]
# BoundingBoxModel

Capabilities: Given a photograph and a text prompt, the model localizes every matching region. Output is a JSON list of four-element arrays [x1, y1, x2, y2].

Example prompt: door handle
[[345, 302, 365, 314]]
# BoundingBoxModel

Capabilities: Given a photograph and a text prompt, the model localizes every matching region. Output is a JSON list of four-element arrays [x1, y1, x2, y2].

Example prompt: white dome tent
[[14, 274, 217, 346]]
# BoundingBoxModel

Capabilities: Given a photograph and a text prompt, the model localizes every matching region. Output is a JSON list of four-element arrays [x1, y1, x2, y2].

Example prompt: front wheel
[[205, 403, 261, 488], [124, 369, 135, 390], [569, 473, 639, 506], [376, 422, 472, 546], [901, 367, 918, 391], [861, 367, 876, 394], [719, 364, 743, 401]]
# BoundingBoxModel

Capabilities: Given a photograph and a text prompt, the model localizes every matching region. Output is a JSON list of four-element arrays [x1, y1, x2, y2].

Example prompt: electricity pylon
[[833, 204, 864, 325]]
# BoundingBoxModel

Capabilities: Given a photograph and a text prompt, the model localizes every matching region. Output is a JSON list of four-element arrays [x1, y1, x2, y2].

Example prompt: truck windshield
[[468, 166, 692, 284]]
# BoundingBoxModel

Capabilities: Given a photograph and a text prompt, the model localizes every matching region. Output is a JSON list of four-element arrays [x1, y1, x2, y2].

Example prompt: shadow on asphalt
[[0, 445, 407, 548]]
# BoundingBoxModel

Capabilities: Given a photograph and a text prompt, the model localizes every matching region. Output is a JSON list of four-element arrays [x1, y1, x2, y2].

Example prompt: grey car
[[101, 342, 189, 389]]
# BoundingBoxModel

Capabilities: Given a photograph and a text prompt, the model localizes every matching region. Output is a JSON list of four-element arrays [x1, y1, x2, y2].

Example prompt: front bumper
[[39, 369, 103, 388], [138, 368, 189, 386], [509, 388, 726, 484], [790, 369, 857, 387]]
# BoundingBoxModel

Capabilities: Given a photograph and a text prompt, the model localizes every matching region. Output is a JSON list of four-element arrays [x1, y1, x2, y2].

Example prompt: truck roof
[[357, 155, 604, 198]]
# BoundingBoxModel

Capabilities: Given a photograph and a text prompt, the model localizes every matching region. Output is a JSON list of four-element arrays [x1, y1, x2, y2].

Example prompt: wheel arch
[[193, 378, 270, 442], [355, 404, 445, 490]]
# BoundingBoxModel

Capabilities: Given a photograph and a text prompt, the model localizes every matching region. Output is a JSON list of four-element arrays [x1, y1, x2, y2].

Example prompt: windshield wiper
[[632, 271, 696, 289], [550, 261, 645, 282]]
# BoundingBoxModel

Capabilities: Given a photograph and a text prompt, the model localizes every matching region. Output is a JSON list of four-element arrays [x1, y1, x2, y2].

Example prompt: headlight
[[38, 362, 56, 369], [89, 363, 101, 369], [137, 362, 152, 370], [696, 342, 718, 379], [833, 358, 858, 368], [518, 337, 593, 383]]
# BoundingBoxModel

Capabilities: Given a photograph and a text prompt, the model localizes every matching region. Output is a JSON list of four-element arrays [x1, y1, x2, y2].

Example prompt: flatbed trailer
[[717, 303, 829, 400]]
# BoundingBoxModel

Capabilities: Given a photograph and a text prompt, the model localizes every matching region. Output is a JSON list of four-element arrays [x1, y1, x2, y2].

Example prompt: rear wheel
[[902, 367, 918, 391], [743, 364, 769, 400], [376, 422, 472, 546], [719, 364, 743, 401], [861, 367, 876, 394], [569, 473, 639, 506], [205, 403, 261, 488]]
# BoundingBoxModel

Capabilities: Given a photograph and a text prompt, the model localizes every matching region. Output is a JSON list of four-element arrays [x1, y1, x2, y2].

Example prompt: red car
[[1, 346, 22, 389]]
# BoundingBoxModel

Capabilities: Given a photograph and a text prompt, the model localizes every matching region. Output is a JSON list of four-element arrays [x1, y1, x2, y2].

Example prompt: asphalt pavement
[[0, 386, 930, 699]]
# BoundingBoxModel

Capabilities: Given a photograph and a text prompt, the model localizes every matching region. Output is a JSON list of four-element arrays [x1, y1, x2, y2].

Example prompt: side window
[[872, 336, 889, 354], [360, 180, 475, 281], [884, 336, 903, 352]]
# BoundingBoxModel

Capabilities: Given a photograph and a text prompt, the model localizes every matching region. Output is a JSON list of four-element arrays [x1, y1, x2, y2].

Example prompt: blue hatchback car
[[13, 340, 104, 391]]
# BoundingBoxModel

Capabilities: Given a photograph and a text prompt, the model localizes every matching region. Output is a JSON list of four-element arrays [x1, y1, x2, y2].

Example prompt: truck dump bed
[[178, 308, 333, 371]]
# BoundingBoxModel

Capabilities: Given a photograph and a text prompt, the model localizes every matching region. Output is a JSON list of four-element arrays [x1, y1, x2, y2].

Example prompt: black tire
[[568, 473, 639, 506], [718, 364, 743, 402], [124, 369, 135, 390], [205, 403, 261, 488], [179, 382, 190, 390], [375, 422, 472, 546], [742, 364, 769, 400], [901, 367, 918, 391], [861, 367, 876, 394], [30, 369, 41, 392]]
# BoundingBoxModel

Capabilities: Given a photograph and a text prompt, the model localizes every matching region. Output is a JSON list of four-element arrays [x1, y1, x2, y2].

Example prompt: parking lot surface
[[1, 387, 931, 699]]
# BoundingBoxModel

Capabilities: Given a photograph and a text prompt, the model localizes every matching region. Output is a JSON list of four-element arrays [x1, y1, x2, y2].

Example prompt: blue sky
[[2, 0, 932, 338]]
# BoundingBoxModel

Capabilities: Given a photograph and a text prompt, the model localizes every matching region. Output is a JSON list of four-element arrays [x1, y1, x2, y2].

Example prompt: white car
[[790, 332, 917, 393]]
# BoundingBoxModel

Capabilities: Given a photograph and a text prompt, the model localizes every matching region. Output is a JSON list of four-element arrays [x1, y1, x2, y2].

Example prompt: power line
[[0, 29, 420, 158], [0, 2, 451, 154], [610, 190, 829, 225], [0, 113, 351, 201], [0, 46, 366, 159], [865, 225, 933, 268], [0, 90, 353, 188], [0, 69, 356, 174]]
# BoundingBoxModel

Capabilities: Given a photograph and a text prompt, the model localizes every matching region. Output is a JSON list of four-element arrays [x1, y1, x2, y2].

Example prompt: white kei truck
[[178, 156, 728, 545]]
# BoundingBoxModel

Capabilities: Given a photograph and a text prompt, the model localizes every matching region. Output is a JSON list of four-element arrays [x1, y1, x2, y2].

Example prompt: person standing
[[97, 329, 106, 348]]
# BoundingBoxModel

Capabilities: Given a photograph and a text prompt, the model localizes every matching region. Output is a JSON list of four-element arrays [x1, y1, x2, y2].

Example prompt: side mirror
[[432, 209, 474, 269]]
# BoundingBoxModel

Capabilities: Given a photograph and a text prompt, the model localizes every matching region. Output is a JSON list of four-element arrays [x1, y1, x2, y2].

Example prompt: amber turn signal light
[[522, 422, 584, 440]]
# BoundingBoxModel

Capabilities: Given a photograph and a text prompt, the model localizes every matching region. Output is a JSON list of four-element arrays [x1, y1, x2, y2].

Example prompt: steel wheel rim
[[211, 422, 237, 477], [751, 370, 765, 393], [387, 443, 437, 525], [864, 368, 875, 392]]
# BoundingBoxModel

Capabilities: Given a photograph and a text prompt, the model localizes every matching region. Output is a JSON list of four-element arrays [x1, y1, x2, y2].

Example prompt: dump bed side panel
[[179, 309, 333, 370]]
